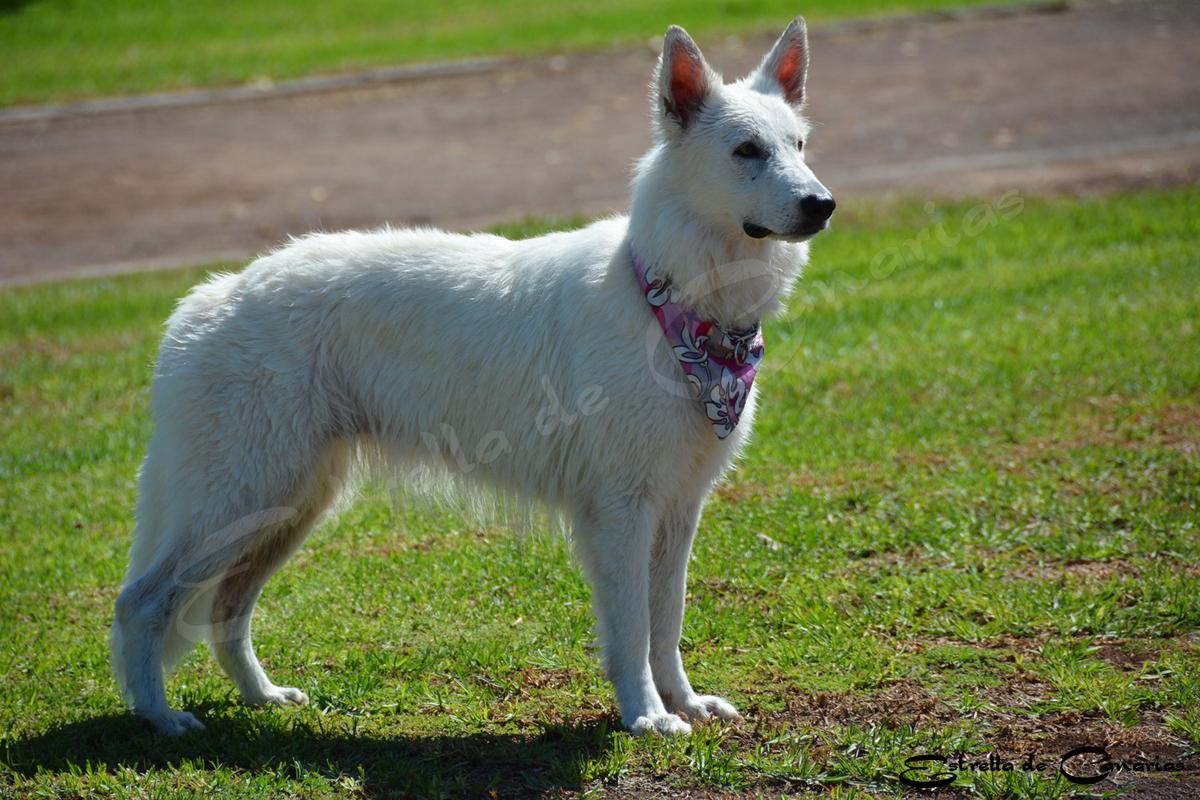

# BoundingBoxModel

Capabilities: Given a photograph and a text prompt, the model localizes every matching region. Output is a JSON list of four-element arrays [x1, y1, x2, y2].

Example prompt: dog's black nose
[[800, 194, 836, 223]]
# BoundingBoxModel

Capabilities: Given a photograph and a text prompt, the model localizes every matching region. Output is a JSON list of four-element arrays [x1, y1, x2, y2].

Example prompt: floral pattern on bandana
[[632, 253, 764, 439]]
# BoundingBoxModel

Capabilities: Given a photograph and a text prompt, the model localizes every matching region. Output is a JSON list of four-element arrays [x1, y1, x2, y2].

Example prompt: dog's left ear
[[750, 17, 809, 108]]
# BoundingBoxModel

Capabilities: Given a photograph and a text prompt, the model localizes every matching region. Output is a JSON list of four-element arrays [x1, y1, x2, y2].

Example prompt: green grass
[[2, 189, 1199, 798], [0, 0, 1034, 108]]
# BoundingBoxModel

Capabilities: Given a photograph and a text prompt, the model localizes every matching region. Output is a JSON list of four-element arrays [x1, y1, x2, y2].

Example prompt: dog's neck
[[625, 144, 807, 331]]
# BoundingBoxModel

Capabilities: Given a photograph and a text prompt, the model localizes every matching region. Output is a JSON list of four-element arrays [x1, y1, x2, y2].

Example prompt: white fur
[[111, 19, 832, 736]]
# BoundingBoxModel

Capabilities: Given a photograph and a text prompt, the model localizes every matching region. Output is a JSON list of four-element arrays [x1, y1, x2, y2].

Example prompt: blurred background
[[1, 0, 1197, 282]]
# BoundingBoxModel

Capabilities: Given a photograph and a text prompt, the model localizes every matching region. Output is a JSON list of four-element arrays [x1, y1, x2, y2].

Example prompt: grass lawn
[[2, 188, 1199, 798], [0, 0, 1036, 108]]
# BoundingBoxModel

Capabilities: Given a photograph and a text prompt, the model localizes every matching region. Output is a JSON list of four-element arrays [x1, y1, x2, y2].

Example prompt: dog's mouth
[[742, 221, 773, 239], [743, 220, 827, 241]]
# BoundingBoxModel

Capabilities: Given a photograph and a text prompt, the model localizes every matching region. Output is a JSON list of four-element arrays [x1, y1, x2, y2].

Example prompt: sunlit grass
[[1, 189, 1198, 797]]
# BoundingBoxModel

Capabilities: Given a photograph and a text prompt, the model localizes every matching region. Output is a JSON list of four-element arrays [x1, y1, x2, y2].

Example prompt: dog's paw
[[245, 685, 309, 707], [141, 709, 206, 736], [629, 712, 692, 737], [675, 694, 741, 724]]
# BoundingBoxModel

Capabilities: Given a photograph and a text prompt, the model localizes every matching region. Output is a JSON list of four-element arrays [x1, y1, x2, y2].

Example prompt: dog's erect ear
[[657, 25, 715, 129], [750, 17, 809, 108]]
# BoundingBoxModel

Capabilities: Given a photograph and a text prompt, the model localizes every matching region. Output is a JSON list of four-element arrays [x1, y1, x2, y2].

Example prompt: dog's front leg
[[648, 500, 740, 724], [574, 498, 691, 736]]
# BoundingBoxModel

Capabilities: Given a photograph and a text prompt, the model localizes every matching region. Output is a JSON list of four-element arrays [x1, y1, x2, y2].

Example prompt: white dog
[[111, 18, 834, 737]]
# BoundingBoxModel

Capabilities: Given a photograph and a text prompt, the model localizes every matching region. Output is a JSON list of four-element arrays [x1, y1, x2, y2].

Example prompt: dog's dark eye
[[797, 139, 805, 151], [733, 141, 765, 159]]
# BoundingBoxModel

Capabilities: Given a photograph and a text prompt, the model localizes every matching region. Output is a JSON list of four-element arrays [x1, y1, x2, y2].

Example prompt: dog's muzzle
[[744, 193, 836, 241]]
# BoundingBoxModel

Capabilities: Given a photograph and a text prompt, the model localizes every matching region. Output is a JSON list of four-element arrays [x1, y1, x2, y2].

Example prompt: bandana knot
[[632, 252, 764, 439]]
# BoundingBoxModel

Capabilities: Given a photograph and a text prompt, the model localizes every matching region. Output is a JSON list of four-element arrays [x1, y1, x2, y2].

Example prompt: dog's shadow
[[4, 708, 618, 797]]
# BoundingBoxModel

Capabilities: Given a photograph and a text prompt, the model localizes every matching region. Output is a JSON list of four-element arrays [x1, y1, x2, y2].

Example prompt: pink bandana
[[632, 253, 764, 439]]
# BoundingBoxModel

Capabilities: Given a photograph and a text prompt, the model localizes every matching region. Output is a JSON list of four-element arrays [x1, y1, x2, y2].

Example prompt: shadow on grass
[[0, 0, 36, 15], [3, 709, 618, 798]]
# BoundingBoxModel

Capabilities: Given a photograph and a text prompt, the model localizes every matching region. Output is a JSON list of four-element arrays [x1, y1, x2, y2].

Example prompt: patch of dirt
[[924, 631, 1199, 727], [978, 668, 1055, 714], [904, 632, 1181, 675], [895, 397, 1200, 489], [987, 713, 1197, 782], [1005, 557, 1140, 582], [730, 678, 1199, 798], [728, 631, 1199, 781], [1003, 397, 1200, 465], [598, 777, 851, 800], [1090, 642, 1160, 672], [693, 577, 773, 602], [1147, 403, 1200, 457], [511, 667, 592, 694], [3, 0, 1200, 283], [1112, 777, 1200, 800], [770, 679, 959, 731], [897, 633, 1047, 660], [713, 471, 830, 504], [355, 526, 496, 557], [713, 480, 776, 505]]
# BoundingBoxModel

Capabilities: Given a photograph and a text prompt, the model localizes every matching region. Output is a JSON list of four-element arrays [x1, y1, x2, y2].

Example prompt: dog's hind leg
[[113, 498, 312, 733], [208, 507, 322, 707], [112, 552, 209, 735], [112, 440, 216, 735], [648, 499, 739, 723], [573, 496, 692, 736], [210, 451, 348, 707]]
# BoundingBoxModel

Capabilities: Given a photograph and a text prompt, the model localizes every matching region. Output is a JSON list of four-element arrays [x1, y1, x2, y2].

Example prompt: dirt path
[[2, 0, 1197, 284]]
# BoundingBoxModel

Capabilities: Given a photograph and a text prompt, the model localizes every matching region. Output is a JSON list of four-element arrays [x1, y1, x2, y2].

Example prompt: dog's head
[[652, 19, 834, 243]]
